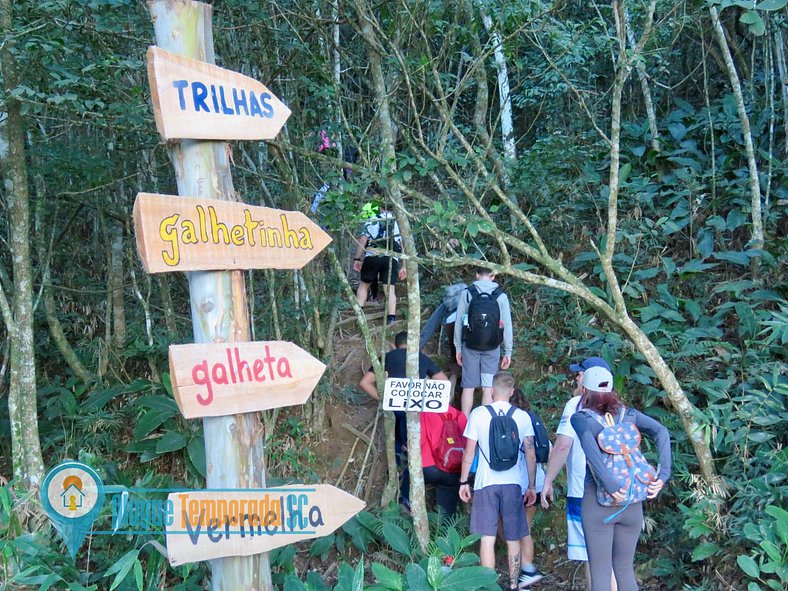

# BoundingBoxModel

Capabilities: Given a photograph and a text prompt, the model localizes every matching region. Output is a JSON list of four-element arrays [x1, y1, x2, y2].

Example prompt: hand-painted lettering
[[168, 80, 277, 119]]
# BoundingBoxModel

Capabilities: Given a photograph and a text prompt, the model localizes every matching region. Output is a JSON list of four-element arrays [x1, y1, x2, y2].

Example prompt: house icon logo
[[40, 461, 105, 557], [61, 476, 85, 512]]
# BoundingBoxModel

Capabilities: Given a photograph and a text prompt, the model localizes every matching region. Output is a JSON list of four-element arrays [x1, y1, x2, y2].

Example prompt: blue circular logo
[[41, 461, 105, 558]]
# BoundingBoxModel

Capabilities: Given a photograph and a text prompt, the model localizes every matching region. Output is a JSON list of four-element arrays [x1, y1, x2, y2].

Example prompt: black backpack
[[479, 405, 520, 471], [462, 286, 504, 351], [366, 214, 402, 253], [526, 410, 550, 464]]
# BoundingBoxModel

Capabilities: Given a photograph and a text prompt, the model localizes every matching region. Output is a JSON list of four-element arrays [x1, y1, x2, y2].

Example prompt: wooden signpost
[[166, 485, 365, 566], [133, 192, 332, 273], [147, 46, 291, 141], [169, 341, 326, 418], [143, 2, 363, 587], [382, 378, 452, 413]]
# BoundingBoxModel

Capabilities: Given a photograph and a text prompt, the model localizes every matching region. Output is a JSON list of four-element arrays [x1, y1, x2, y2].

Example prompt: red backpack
[[432, 414, 466, 473]]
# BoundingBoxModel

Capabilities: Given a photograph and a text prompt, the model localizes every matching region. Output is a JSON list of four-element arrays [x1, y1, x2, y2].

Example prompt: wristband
[[354, 258, 362, 261], [459, 481, 469, 486]]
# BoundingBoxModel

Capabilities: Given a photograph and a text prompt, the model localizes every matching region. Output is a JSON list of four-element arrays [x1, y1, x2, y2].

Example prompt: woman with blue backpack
[[571, 366, 672, 591]]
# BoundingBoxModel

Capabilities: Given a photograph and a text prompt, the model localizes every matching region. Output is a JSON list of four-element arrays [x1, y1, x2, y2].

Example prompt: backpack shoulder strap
[[467, 285, 480, 303], [491, 286, 503, 300], [505, 405, 517, 419], [485, 405, 497, 419]]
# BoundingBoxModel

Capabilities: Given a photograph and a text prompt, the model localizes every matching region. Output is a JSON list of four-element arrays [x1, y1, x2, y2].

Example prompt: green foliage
[[278, 509, 498, 591]]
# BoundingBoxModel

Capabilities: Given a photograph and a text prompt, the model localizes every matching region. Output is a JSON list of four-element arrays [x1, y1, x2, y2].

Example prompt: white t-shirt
[[464, 401, 534, 491], [556, 395, 587, 498], [520, 448, 546, 494]]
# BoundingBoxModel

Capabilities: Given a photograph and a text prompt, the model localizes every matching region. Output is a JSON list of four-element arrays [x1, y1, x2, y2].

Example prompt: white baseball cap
[[581, 366, 614, 392]]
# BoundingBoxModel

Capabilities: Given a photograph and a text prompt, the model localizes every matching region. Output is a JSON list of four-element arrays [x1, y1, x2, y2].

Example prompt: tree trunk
[[354, 0, 430, 552], [148, 2, 271, 589], [109, 216, 126, 348], [157, 275, 178, 335], [478, 6, 516, 167], [709, 6, 763, 273], [773, 27, 788, 158], [0, 0, 45, 489], [34, 176, 94, 385], [623, 5, 660, 153]]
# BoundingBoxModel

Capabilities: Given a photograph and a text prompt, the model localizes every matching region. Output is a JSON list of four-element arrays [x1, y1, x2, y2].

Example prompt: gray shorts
[[460, 346, 500, 388], [470, 484, 529, 540]]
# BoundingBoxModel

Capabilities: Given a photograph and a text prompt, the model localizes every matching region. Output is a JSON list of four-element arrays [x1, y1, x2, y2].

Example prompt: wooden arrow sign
[[133, 193, 332, 273], [165, 485, 365, 565], [169, 341, 326, 419], [146, 46, 291, 140]]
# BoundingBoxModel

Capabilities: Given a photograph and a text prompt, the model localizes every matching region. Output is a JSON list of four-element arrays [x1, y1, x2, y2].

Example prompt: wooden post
[[147, 2, 272, 589]]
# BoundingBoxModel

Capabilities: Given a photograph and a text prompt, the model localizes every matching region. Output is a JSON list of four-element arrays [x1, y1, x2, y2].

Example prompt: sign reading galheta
[[169, 341, 326, 419], [133, 193, 332, 273], [382, 378, 452, 413], [147, 46, 291, 140]]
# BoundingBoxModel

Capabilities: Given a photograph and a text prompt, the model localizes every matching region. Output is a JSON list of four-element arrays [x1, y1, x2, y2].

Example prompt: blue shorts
[[470, 484, 529, 541]]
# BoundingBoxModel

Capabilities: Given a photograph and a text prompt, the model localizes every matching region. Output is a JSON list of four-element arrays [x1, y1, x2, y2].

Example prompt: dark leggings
[[581, 483, 643, 591], [423, 466, 460, 518]]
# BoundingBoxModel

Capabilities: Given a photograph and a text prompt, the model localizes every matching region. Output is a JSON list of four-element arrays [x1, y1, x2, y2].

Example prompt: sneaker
[[519, 567, 544, 587]]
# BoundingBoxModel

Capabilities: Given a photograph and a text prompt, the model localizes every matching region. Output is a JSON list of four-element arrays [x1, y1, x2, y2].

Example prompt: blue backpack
[[479, 406, 520, 471], [581, 409, 657, 512]]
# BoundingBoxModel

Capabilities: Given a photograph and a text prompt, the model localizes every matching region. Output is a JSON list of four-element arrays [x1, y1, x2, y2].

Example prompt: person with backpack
[[358, 331, 448, 510], [571, 366, 671, 591], [458, 372, 536, 591], [541, 356, 618, 590], [511, 388, 549, 587], [453, 267, 514, 417], [420, 405, 467, 520], [352, 187, 406, 325]]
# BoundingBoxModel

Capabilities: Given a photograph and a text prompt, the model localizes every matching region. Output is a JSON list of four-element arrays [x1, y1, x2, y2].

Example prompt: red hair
[[580, 389, 624, 415]]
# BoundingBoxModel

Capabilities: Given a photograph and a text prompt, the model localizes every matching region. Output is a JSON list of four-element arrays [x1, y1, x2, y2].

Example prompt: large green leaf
[[371, 563, 403, 590], [738, 555, 761, 578], [439, 567, 499, 591], [382, 522, 412, 556], [155, 431, 188, 454]]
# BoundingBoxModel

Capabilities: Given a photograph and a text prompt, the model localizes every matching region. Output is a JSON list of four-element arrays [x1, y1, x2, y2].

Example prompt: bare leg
[[481, 386, 493, 405], [385, 284, 397, 316], [356, 281, 370, 307], [506, 540, 521, 590], [479, 535, 496, 570], [520, 505, 537, 565], [461, 387, 476, 417]]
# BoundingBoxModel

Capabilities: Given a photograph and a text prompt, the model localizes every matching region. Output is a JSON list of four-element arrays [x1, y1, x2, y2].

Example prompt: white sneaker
[[519, 567, 544, 587]]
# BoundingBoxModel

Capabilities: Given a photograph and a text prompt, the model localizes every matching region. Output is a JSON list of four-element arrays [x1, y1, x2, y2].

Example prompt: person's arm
[[458, 437, 477, 502], [420, 303, 447, 349], [453, 291, 469, 363], [499, 293, 514, 359], [523, 435, 537, 506], [570, 412, 622, 494], [632, 410, 672, 498], [540, 434, 572, 508], [358, 370, 379, 401], [353, 235, 369, 272]]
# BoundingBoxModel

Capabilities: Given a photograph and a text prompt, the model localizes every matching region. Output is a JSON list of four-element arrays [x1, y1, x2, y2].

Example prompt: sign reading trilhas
[[169, 341, 326, 419], [165, 485, 365, 565], [382, 378, 452, 413], [147, 46, 291, 140], [133, 193, 332, 273]]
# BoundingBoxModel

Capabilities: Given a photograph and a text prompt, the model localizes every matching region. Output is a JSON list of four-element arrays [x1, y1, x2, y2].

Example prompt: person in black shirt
[[359, 331, 448, 508]]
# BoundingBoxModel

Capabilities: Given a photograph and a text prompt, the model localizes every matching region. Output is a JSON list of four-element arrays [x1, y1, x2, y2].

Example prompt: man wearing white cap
[[540, 356, 617, 590]]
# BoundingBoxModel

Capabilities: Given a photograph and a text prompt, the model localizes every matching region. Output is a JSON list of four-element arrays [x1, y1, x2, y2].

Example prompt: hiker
[[358, 331, 448, 510], [511, 388, 548, 587], [352, 188, 405, 325], [419, 282, 467, 352], [541, 356, 618, 590], [453, 267, 513, 417], [420, 404, 467, 519], [571, 366, 671, 591], [458, 372, 536, 591]]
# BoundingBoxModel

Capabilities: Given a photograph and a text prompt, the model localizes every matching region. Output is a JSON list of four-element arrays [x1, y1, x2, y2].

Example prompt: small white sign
[[382, 378, 452, 413]]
